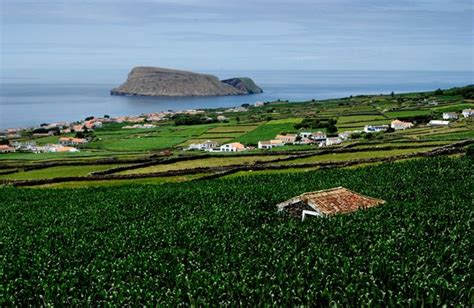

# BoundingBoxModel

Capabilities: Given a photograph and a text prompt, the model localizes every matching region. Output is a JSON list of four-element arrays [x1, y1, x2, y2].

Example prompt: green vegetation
[[0, 164, 121, 180], [1, 157, 471, 305]]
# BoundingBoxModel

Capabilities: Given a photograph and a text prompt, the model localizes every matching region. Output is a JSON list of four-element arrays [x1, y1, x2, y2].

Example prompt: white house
[[364, 125, 389, 133], [442, 112, 458, 120], [462, 109, 474, 118], [390, 120, 414, 130], [338, 131, 353, 140], [217, 115, 228, 122], [254, 101, 265, 107], [220, 142, 246, 152], [428, 120, 450, 126], [188, 140, 219, 151], [325, 137, 343, 146], [258, 139, 285, 149], [299, 132, 313, 139]]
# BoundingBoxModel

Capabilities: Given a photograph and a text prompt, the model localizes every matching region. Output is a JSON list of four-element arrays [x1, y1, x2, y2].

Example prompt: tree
[[236, 116, 240, 123], [103, 115, 110, 119], [434, 88, 444, 96], [241, 103, 250, 108], [85, 116, 94, 121], [390, 91, 395, 97]]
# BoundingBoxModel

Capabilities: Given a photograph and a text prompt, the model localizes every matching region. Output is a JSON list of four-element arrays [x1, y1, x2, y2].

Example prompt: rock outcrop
[[111, 66, 263, 97]]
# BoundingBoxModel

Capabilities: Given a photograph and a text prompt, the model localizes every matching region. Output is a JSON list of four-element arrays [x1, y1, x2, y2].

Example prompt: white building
[[390, 120, 414, 130], [428, 120, 450, 126], [217, 115, 228, 122], [255, 101, 265, 107], [258, 140, 285, 149], [188, 140, 219, 151], [338, 131, 354, 140], [220, 142, 246, 152], [442, 112, 458, 120], [325, 137, 343, 146], [462, 109, 474, 118], [364, 125, 389, 133]]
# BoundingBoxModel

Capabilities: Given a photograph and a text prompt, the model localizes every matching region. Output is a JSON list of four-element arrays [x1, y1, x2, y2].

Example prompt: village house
[[275, 134, 298, 144], [299, 132, 313, 139], [462, 109, 474, 118], [220, 142, 246, 152], [364, 125, 389, 133], [59, 137, 88, 146], [188, 140, 220, 151], [276, 187, 386, 221], [72, 124, 85, 132], [217, 115, 228, 122], [254, 101, 264, 107], [296, 137, 314, 145], [0, 145, 16, 153], [390, 119, 414, 130], [338, 131, 354, 141], [442, 112, 458, 120], [428, 120, 450, 126], [258, 139, 285, 149], [324, 137, 343, 146]]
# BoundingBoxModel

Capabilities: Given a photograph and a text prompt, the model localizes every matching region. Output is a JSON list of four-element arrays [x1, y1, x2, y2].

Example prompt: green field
[[0, 164, 122, 180], [384, 109, 432, 118], [120, 155, 287, 175], [1, 157, 471, 305]]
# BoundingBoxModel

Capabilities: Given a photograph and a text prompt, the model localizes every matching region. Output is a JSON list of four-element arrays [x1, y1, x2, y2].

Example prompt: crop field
[[0, 164, 122, 180], [277, 147, 434, 165], [384, 109, 432, 118], [119, 155, 287, 175], [1, 156, 472, 305], [336, 114, 386, 124], [38, 173, 208, 189], [237, 122, 300, 145]]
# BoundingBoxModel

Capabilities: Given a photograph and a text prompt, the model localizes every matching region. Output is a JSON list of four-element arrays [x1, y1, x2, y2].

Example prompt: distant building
[[275, 134, 298, 144], [364, 125, 389, 133], [462, 109, 474, 118], [254, 101, 264, 107], [390, 120, 414, 130], [338, 131, 354, 140], [428, 120, 450, 126], [220, 142, 246, 152], [325, 137, 343, 146], [188, 140, 219, 151], [442, 112, 458, 120], [276, 187, 385, 220], [59, 137, 88, 146], [217, 115, 228, 122], [258, 139, 285, 149], [0, 145, 16, 153]]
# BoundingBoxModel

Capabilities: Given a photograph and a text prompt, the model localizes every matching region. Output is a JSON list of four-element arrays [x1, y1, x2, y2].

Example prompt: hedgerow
[[0, 156, 472, 306]]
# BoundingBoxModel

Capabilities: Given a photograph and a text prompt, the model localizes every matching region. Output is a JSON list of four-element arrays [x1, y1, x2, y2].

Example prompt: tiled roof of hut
[[276, 187, 385, 217]]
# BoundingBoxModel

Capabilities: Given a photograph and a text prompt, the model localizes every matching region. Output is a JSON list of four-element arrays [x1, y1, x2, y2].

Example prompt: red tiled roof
[[277, 187, 385, 216]]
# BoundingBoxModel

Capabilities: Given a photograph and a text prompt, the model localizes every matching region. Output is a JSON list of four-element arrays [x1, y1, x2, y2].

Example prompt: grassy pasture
[[0, 164, 122, 180], [119, 155, 287, 175], [384, 109, 432, 118]]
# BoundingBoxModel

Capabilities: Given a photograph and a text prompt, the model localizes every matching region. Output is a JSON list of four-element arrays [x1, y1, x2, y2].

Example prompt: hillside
[[110, 66, 263, 97]]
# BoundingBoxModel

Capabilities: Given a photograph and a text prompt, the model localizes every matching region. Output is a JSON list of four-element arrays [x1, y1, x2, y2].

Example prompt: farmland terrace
[[0, 86, 473, 305]]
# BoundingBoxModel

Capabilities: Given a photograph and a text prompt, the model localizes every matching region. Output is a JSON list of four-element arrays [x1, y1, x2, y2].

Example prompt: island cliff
[[111, 66, 263, 97]]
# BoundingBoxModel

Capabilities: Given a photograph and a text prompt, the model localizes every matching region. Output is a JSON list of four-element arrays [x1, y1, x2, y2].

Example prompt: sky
[[0, 0, 473, 78]]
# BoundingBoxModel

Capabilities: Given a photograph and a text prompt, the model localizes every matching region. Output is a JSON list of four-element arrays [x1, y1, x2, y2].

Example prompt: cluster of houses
[[187, 141, 248, 152], [427, 109, 473, 127], [0, 137, 88, 154]]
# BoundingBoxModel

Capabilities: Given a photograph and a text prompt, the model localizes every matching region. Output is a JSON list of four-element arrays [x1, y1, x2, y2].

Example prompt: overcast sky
[[1, 0, 473, 74]]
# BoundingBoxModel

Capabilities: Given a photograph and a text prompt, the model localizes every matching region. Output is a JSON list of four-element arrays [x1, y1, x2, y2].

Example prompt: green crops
[[1, 156, 472, 306]]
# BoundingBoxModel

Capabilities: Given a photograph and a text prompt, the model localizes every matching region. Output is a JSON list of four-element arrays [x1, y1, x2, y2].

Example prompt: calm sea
[[0, 70, 472, 129]]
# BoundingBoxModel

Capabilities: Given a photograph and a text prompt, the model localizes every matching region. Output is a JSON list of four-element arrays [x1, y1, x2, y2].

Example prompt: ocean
[[0, 70, 472, 129]]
